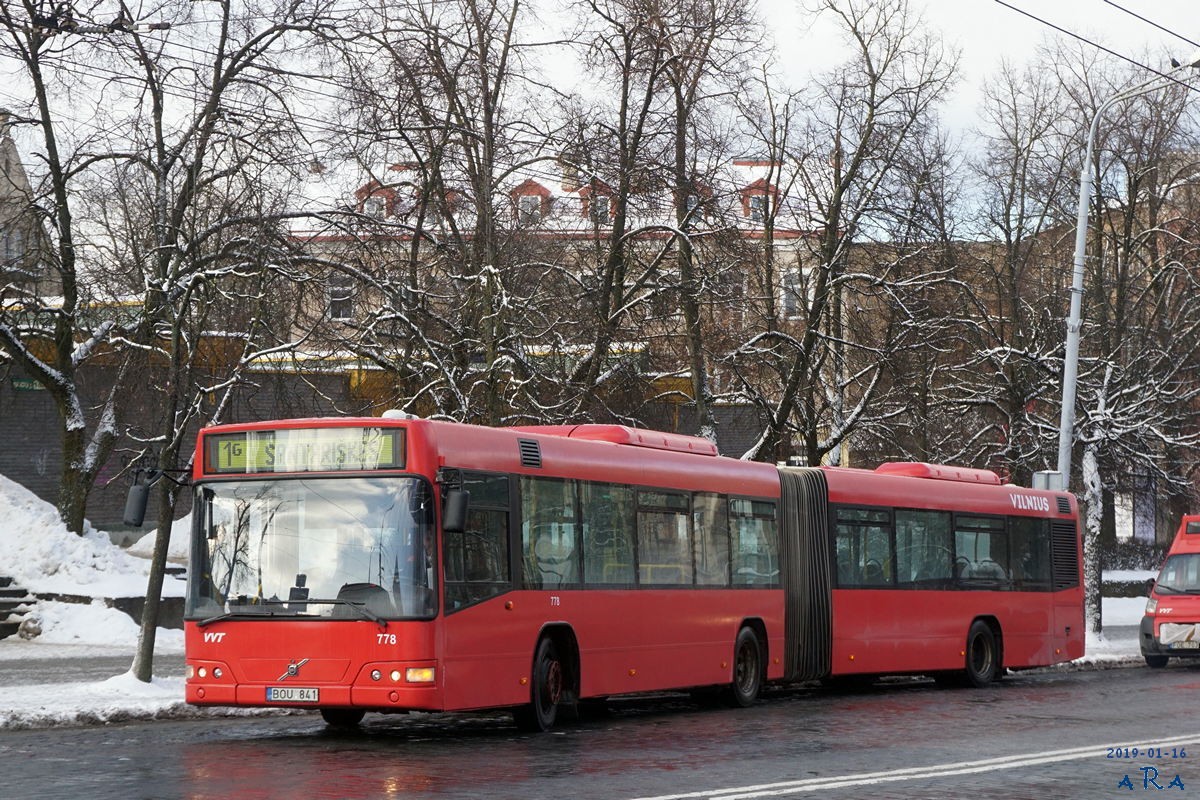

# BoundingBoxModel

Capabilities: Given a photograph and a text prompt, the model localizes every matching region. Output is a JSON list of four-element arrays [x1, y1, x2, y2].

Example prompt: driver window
[[445, 472, 511, 609]]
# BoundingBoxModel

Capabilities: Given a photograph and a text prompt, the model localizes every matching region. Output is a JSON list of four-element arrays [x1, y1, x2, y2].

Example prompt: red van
[[1142, 515, 1200, 667]]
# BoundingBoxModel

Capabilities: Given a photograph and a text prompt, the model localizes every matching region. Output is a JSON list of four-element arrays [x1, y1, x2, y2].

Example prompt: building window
[[363, 196, 386, 219], [517, 194, 542, 224], [782, 269, 803, 317], [1, 228, 24, 264], [588, 196, 611, 225], [748, 194, 769, 222], [328, 275, 354, 321]]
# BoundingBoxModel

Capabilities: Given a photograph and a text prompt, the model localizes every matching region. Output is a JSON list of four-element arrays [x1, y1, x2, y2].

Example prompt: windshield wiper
[[197, 605, 286, 627], [1155, 584, 1184, 594], [302, 598, 389, 629], [196, 598, 388, 629]]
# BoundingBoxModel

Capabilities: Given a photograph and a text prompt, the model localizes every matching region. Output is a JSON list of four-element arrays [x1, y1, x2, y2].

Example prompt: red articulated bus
[[181, 414, 1084, 730], [1141, 514, 1200, 668]]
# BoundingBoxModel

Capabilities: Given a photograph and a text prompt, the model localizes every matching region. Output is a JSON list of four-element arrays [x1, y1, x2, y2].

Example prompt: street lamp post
[[1052, 52, 1200, 491]]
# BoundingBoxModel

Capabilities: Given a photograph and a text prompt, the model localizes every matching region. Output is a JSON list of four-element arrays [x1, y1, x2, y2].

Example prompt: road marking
[[628, 734, 1200, 800]]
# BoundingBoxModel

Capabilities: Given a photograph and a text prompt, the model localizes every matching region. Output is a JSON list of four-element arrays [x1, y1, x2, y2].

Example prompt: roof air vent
[[518, 439, 542, 469]]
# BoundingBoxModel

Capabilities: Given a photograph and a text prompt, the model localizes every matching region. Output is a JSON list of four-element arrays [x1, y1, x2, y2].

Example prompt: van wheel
[[964, 620, 1000, 687], [514, 637, 564, 732], [320, 708, 365, 728], [1145, 654, 1169, 669], [724, 627, 763, 707]]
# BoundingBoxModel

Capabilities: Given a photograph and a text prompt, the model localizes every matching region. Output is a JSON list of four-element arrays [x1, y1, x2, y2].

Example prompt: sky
[[0, 469, 1159, 730], [764, 0, 1200, 131]]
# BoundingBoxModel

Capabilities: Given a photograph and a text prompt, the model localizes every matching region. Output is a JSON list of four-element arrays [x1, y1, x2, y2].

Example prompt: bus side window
[[954, 515, 1010, 585], [693, 492, 730, 586], [520, 476, 580, 589], [731, 498, 778, 586], [581, 482, 635, 585], [1009, 516, 1051, 588], [895, 509, 952, 586], [834, 507, 893, 587], [445, 472, 511, 609], [637, 491, 692, 586]]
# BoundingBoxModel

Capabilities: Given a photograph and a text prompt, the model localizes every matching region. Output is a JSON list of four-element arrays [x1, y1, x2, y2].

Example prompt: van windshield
[[1155, 553, 1200, 594]]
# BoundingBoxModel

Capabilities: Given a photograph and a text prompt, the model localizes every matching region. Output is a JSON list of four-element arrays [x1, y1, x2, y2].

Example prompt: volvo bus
[[170, 414, 1084, 730]]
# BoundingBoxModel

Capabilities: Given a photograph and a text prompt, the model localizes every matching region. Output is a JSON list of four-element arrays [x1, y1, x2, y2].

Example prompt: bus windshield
[[188, 477, 437, 620], [1155, 553, 1200, 595]]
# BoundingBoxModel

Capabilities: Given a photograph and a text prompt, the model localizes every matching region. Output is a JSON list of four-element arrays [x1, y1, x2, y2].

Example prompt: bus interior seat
[[334, 582, 396, 617]]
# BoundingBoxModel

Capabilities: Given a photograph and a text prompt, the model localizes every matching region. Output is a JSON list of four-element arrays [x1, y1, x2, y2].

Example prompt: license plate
[[1170, 641, 1200, 650], [266, 686, 319, 702]]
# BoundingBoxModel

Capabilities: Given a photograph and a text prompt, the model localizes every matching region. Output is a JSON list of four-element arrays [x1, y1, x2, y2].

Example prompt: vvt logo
[[203, 631, 227, 643]]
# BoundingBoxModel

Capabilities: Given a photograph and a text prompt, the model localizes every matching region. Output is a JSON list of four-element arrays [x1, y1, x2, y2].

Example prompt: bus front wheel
[[964, 620, 1000, 687], [725, 627, 763, 707], [514, 637, 564, 732]]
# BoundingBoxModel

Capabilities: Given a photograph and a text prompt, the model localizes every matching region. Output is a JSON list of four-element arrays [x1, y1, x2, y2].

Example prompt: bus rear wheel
[[964, 620, 1000, 687], [320, 708, 365, 728], [725, 627, 763, 707], [514, 637, 564, 732]]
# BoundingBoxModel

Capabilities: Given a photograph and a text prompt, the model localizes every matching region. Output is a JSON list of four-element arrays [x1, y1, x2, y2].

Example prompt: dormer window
[[363, 196, 386, 219], [748, 194, 768, 222], [588, 196, 611, 224], [518, 194, 542, 224], [579, 179, 614, 226], [509, 179, 552, 226], [740, 177, 778, 222]]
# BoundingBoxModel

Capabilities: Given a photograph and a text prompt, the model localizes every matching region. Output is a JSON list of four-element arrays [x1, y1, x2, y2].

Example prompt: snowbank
[[29, 600, 184, 649], [0, 474, 184, 599], [126, 513, 192, 562], [0, 672, 188, 729]]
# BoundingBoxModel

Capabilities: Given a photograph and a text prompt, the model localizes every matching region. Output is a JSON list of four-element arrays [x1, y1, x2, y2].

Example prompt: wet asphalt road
[[3, 657, 1200, 800]]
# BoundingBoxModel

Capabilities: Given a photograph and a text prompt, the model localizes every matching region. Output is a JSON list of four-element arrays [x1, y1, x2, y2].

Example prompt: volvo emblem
[[278, 658, 310, 682]]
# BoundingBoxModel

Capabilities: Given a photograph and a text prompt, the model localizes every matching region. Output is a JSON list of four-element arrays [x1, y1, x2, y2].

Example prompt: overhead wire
[[1099, 0, 1200, 51], [992, 0, 1200, 93]]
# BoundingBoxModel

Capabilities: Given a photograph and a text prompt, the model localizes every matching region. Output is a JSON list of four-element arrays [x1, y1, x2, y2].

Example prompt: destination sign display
[[205, 427, 404, 474]]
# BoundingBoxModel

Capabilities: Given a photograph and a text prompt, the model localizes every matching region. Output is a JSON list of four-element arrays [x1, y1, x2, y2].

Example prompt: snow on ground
[[126, 512, 192, 563], [27, 600, 184, 649], [0, 474, 196, 728], [0, 672, 189, 730], [0, 474, 184, 599], [1105, 569, 1158, 582]]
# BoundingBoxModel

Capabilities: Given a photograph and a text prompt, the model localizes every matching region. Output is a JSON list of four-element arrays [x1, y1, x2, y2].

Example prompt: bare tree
[[732, 0, 957, 464]]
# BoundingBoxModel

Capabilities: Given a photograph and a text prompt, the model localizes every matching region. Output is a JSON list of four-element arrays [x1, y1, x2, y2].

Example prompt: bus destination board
[[206, 427, 404, 474]]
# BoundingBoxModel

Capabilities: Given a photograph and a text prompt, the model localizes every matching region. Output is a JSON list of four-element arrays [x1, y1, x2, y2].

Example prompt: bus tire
[[320, 708, 365, 728], [1145, 654, 1169, 669], [964, 620, 1000, 687], [514, 637, 564, 732], [724, 627, 763, 707]]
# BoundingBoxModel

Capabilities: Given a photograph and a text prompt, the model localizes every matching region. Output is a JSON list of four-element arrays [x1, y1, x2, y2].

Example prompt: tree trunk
[[1081, 445, 1103, 634], [132, 481, 177, 682]]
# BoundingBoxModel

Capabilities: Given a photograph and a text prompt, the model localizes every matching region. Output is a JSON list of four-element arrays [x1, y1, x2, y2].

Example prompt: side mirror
[[1146, 578, 1157, 596], [123, 481, 151, 527], [443, 489, 469, 534]]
